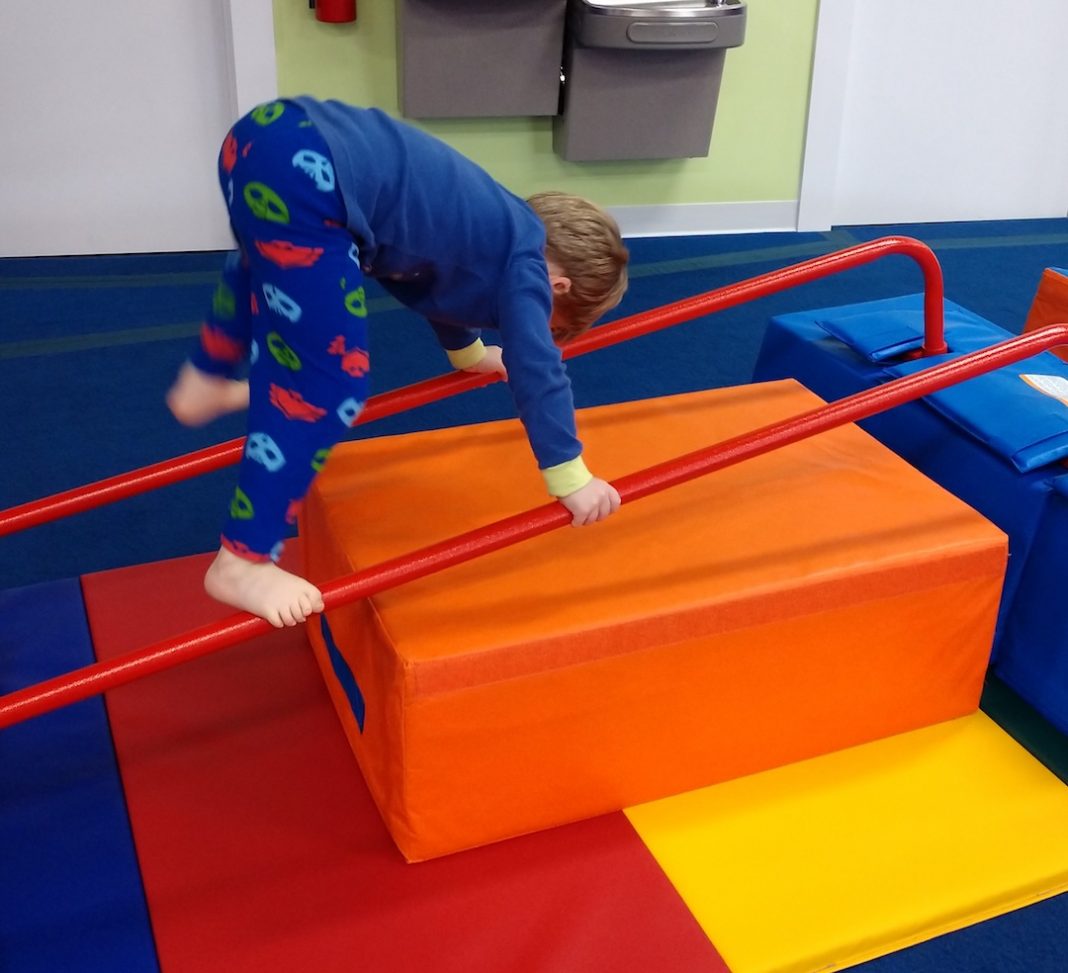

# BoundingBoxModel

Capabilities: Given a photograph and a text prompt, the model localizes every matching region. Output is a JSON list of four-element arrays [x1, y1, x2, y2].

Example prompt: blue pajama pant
[[190, 100, 369, 561]]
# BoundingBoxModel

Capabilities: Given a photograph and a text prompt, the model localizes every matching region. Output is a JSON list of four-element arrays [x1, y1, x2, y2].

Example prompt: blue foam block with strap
[[0, 579, 159, 972], [995, 476, 1068, 735], [753, 294, 1068, 734]]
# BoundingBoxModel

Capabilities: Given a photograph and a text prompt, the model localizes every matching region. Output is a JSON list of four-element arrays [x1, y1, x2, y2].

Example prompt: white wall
[[0, 1, 276, 257], [3, 2, 1066, 254], [800, 0, 1068, 229]]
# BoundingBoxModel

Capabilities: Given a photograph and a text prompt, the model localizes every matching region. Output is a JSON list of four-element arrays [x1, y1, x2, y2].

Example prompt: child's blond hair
[[527, 191, 629, 344]]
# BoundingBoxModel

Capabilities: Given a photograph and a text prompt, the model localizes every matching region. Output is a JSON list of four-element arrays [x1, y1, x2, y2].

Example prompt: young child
[[167, 97, 629, 628]]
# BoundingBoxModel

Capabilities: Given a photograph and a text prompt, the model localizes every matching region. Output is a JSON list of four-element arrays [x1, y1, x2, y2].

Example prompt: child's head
[[527, 191, 629, 344]]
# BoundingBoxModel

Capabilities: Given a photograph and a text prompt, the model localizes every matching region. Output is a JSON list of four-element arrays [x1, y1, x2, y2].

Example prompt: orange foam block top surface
[[1023, 267, 1068, 362], [302, 380, 1007, 861]]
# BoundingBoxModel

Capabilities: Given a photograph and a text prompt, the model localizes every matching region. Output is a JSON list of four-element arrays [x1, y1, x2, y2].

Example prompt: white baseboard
[[608, 200, 804, 239]]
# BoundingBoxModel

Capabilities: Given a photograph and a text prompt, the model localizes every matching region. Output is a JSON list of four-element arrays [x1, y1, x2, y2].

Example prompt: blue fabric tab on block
[[815, 304, 1003, 363], [320, 613, 365, 732], [816, 308, 927, 362]]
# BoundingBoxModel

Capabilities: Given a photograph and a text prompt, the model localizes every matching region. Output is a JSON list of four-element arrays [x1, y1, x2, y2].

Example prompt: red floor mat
[[82, 551, 728, 973]]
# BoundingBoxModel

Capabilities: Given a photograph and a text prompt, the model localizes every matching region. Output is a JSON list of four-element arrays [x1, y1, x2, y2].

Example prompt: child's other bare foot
[[167, 361, 250, 427], [204, 546, 324, 628]]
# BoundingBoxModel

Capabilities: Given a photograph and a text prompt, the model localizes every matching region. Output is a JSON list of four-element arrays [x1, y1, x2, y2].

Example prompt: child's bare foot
[[167, 361, 249, 427], [204, 546, 324, 628]]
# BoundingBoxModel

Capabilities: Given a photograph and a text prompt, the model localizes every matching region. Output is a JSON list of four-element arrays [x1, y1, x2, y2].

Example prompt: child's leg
[[198, 101, 370, 626], [167, 250, 253, 426]]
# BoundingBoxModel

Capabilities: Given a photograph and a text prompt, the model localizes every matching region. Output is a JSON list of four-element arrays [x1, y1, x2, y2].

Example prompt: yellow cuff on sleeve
[[446, 339, 487, 370], [541, 456, 593, 497]]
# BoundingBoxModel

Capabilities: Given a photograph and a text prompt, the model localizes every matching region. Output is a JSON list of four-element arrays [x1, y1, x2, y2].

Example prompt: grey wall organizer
[[397, 0, 568, 119], [395, 0, 747, 162]]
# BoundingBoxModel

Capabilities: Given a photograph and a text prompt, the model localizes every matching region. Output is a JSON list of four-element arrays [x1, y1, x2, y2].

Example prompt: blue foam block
[[995, 477, 1068, 735], [753, 294, 1068, 734], [0, 579, 158, 972]]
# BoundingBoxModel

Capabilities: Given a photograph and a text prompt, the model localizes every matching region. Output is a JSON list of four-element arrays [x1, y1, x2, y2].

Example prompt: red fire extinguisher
[[313, 0, 357, 23]]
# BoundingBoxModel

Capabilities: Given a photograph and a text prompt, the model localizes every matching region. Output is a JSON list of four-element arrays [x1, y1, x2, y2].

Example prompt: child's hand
[[463, 345, 507, 380], [560, 477, 621, 526]]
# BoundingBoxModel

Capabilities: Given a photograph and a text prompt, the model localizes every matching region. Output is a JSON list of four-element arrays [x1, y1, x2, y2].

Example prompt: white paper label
[[1020, 373, 1068, 408]]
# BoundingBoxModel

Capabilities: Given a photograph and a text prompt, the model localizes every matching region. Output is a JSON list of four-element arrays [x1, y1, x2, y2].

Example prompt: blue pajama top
[[292, 97, 581, 472]]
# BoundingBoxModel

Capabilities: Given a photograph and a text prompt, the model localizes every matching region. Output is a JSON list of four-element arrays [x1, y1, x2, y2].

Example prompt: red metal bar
[[564, 233, 946, 360], [0, 369, 497, 537], [3, 322, 1064, 732], [0, 236, 942, 538]]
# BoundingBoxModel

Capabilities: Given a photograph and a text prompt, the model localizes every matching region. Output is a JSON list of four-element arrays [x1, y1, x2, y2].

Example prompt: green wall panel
[[273, 0, 817, 208]]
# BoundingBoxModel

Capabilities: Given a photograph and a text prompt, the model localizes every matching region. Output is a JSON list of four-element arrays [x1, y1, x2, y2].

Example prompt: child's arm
[[429, 321, 487, 368], [496, 266, 620, 525], [428, 320, 508, 378], [427, 276, 620, 526], [540, 455, 620, 525]]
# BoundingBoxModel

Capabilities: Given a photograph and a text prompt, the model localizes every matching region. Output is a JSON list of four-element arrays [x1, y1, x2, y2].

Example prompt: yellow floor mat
[[626, 712, 1068, 973]]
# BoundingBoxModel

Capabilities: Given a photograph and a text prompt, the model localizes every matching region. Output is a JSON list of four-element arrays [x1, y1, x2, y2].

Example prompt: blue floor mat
[[0, 578, 158, 972]]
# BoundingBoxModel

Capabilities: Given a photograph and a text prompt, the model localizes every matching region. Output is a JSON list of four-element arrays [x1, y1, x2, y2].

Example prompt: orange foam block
[[1023, 266, 1068, 361], [302, 380, 1007, 861]]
